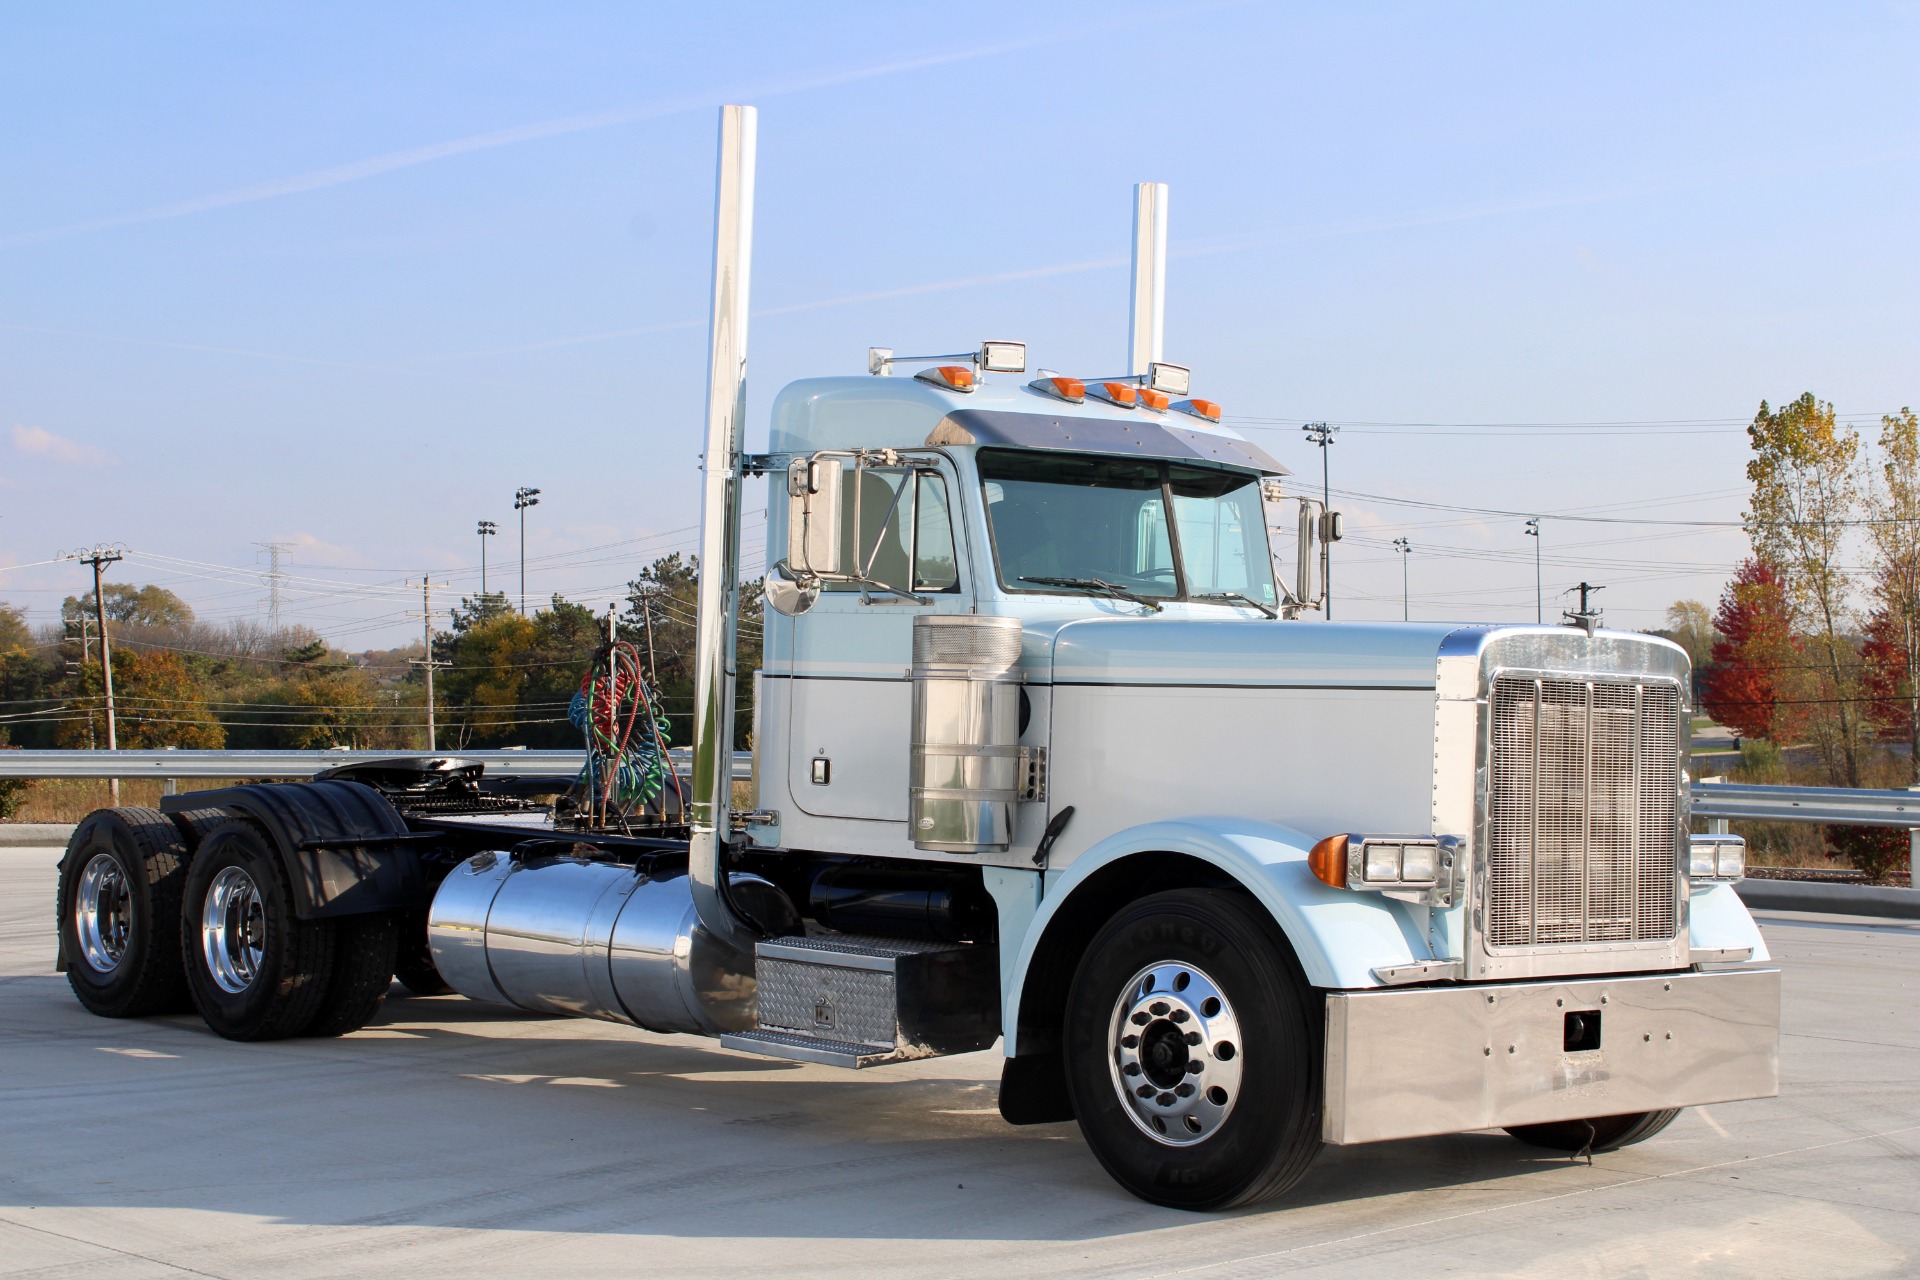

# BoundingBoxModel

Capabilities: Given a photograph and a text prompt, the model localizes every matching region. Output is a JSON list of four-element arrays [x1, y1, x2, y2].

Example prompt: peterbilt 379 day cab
[[53, 107, 1778, 1210]]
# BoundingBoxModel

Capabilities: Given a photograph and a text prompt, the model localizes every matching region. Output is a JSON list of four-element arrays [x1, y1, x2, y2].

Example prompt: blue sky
[[2, 2, 1915, 644]]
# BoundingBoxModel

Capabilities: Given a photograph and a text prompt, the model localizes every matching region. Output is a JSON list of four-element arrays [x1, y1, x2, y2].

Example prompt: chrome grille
[[1487, 676, 1680, 948]]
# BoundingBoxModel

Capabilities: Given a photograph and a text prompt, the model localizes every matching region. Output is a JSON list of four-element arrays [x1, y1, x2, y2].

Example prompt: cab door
[[785, 457, 973, 822]]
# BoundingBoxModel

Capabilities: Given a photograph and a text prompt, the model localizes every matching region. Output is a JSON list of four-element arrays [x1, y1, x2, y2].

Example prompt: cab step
[[720, 934, 998, 1069]]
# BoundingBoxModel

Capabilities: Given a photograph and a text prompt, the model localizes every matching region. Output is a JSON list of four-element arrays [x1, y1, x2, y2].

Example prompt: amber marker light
[[915, 364, 976, 392], [1138, 387, 1171, 411], [1174, 397, 1222, 422], [1309, 834, 1351, 889], [1089, 380, 1139, 408], [1029, 375, 1086, 403]]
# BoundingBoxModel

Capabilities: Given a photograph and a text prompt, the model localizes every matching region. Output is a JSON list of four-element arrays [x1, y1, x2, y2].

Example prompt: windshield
[[979, 450, 1277, 606]]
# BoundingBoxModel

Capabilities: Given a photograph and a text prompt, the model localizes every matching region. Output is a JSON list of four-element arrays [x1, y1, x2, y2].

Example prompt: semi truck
[[53, 105, 1778, 1210]]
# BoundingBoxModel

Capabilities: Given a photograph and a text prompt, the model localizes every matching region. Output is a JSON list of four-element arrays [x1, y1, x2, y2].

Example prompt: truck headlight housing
[[1311, 834, 1459, 906], [1689, 833, 1745, 884]]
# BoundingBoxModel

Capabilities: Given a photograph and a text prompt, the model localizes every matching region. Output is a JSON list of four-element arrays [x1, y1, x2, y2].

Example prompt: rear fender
[[162, 780, 429, 919], [1003, 817, 1439, 1055]]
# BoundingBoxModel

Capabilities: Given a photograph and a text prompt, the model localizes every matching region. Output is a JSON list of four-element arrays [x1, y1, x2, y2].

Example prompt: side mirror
[[786, 457, 844, 577]]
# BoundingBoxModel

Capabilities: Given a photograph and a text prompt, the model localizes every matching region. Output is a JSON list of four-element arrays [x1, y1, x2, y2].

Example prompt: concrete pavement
[[2, 845, 1915, 1278]]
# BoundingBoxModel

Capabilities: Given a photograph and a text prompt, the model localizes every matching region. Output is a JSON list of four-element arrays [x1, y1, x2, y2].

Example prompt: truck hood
[[1043, 618, 1464, 688]]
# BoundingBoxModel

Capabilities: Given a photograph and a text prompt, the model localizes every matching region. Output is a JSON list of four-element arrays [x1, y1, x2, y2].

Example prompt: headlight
[[1310, 834, 1456, 905], [1689, 834, 1746, 884]]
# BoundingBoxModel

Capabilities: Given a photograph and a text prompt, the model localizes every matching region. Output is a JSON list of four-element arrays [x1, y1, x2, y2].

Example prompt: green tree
[[1744, 394, 1866, 787], [56, 649, 225, 749], [1862, 407, 1920, 782], [1658, 599, 1717, 685], [61, 583, 194, 628]]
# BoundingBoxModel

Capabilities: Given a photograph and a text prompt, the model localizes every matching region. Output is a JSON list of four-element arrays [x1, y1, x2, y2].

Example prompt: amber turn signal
[[1309, 833, 1351, 889]]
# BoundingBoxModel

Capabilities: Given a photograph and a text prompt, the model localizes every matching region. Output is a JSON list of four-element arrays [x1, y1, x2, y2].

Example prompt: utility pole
[[409, 577, 451, 751], [1392, 537, 1412, 621], [514, 487, 541, 614], [1564, 581, 1605, 631], [70, 546, 123, 802], [1301, 422, 1338, 618], [254, 541, 293, 630], [477, 520, 497, 597], [1524, 518, 1542, 623]]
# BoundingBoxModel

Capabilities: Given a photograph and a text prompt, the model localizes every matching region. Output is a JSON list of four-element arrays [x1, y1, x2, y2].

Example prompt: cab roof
[[768, 373, 1288, 475]]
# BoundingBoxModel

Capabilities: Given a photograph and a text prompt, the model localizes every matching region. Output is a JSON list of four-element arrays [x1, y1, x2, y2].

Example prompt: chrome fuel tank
[[427, 850, 793, 1036]]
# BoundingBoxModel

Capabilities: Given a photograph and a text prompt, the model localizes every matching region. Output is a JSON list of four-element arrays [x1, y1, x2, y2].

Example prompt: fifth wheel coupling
[[909, 615, 1023, 852]]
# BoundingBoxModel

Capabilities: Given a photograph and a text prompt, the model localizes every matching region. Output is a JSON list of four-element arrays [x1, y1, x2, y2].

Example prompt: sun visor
[[926, 409, 1288, 476]]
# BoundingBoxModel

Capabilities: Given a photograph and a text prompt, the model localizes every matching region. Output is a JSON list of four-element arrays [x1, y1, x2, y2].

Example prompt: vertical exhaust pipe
[[690, 104, 760, 954], [1127, 181, 1168, 377]]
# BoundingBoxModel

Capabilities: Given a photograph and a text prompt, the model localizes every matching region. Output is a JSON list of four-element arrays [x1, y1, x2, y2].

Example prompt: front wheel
[[1063, 888, 1322, 1210]]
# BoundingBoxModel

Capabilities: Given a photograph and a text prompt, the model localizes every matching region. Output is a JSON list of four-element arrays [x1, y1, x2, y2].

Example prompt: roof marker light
[[1173, 397, 1221, 422], [1030, 375, 1086, 404], [1138, 387, 1170, 411], [915, 365, 976, 393], [1087, 380, 1139, 409]]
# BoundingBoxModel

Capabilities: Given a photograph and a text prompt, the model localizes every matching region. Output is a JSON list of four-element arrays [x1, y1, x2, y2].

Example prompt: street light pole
[[1524, 518, 1542, 623], [513, 488, 540, 614], [1392, 537, 1411, 621], [477, 520, 497, 597], [1302, 421, 1339, 619]]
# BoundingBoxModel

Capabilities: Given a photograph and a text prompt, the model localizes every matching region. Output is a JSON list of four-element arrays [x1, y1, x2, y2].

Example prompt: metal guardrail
[[0, 752, 1909, 826], [0, 748, 753, 782], [1691, 781, 1920, 829]]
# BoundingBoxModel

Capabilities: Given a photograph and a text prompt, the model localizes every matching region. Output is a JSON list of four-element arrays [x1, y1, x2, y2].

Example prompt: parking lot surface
[[2, 845, 1915, 1278]]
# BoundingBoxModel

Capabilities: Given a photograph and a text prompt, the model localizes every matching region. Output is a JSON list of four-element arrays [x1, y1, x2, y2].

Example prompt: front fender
[[1003, 817, 1441, 1055]]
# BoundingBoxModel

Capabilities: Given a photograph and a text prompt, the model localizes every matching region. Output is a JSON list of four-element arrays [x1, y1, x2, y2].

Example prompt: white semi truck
[[54, 106, 1777, 1210]]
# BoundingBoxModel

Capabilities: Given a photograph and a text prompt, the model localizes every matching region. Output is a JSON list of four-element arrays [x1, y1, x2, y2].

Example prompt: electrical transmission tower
[[255, 541, 293, 630]]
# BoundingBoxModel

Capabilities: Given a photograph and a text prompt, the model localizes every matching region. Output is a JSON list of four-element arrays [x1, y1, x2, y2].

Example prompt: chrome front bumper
[[1322, 968, 1780, 1144]]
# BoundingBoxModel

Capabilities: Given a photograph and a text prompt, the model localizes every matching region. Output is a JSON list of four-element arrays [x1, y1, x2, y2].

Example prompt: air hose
[[568, 638, 678, 824]]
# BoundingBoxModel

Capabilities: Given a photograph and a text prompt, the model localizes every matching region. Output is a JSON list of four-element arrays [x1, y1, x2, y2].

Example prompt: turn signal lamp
[[1309, 833, 1349, 888], [915, 365, 976, 393], [1688, 834, 1745, 883], [1138, 387, 1171, 411], [1029, 375, 1086, 403], [1173, 397, 1222, 422], [1088, 380, 1139, 408]]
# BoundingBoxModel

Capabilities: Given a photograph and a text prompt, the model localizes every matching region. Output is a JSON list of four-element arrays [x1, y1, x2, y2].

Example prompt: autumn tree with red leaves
[[1702, 558, 1799, 742]]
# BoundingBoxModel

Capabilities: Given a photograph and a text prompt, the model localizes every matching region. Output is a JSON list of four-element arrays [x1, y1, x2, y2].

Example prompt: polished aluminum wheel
[[1108, 960, 1244, 1146], [74, 853, 132, 974], [201, 866, 265, 994]]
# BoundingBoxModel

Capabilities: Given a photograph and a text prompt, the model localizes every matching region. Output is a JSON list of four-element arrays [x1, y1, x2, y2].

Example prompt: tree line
[[0, 554, 761, 769]]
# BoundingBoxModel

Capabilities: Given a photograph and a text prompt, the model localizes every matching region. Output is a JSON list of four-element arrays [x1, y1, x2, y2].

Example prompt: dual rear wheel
[[59, 810, 401, 1040]]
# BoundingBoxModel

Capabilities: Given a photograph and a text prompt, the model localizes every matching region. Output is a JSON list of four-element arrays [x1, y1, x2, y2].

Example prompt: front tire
[[56, 807, 195, 1017], [1063, 888, 1322, 1210], [1505, 1109, 1681, 1153], [181, 821, 335, 1041]]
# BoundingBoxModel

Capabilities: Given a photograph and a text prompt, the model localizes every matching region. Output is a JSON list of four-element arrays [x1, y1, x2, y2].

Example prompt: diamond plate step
[[719, 1028, 913, 1069]]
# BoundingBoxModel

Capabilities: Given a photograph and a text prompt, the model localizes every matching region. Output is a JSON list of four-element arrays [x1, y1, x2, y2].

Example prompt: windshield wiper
[[1191, 591, 1278, 619], [1019, 576, 1165, 613]]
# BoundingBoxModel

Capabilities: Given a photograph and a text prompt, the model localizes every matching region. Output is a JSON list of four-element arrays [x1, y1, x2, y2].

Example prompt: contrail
[[0, 34, 1067, 251]]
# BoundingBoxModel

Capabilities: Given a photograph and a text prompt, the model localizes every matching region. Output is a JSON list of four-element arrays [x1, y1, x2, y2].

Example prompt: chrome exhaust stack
[[688, 103, 763, 957], [1128, 181, 1168, 377]]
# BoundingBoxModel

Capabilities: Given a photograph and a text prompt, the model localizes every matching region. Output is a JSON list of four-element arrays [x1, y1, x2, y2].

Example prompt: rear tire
[[304, 913, 398, 1037], [1063, 888, 1322, 1210], [393, 909, 454, 996], [56, 807, 195, 1017], [1505, 1109, 1682, 1153], [181, 820, 335, 1041]]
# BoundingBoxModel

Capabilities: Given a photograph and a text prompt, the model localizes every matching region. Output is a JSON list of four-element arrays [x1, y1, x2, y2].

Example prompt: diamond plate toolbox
[[750, 934, 1000, 1058]]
